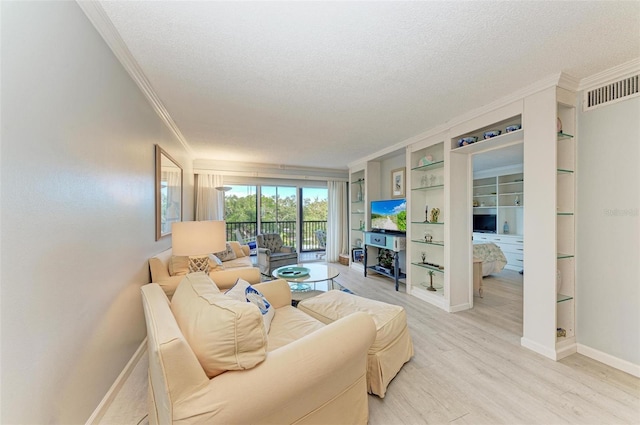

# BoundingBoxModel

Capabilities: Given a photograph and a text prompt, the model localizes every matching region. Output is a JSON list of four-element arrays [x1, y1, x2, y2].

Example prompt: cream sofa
[[141, 274, 377, 424], [149, 241, 261, 298]]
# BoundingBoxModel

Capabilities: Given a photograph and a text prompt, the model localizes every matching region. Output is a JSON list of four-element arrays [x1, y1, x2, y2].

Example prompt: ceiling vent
[[584, 74, 639, 111]]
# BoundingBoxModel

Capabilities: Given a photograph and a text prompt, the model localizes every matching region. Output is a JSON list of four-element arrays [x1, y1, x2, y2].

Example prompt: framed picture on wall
[[391, 167, 406, 198]]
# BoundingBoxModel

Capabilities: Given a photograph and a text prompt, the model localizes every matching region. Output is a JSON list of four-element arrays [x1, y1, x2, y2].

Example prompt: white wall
[[1, 2, 194, 423], [576, 95, 640, 366]]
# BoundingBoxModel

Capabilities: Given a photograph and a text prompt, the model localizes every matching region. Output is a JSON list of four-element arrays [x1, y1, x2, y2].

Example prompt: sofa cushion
[[266, 305, 325, 351], [226, 279, 275, 332], [171, 272, 267, 378], [228, 240, 247, 258], [215, 242, 238, 262]]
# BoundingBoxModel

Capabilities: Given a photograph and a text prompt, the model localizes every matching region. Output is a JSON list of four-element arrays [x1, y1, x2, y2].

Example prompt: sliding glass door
[[223, 184, 327, 256], [260, 186, 297, 248]]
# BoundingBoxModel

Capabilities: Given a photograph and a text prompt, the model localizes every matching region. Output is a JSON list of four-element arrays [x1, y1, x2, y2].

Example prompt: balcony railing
[[226, 220, 327, 251]]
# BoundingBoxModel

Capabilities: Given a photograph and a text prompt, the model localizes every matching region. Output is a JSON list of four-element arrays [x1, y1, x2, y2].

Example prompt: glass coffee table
[[272, 263, 340, 303]]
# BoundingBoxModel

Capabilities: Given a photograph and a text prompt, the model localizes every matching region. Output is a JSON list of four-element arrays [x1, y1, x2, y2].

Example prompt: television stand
[[363, 231, 406, 291]]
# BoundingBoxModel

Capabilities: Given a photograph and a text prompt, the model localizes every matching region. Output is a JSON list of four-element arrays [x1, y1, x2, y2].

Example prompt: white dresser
[[473, 232, 523, 272]]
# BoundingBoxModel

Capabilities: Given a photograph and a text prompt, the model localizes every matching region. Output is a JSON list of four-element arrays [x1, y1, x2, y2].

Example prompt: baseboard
[[577, 343, 640, 378], [520, 337, 557, 360], [448, 302, 471, 313], [85, 338, 148, 425]]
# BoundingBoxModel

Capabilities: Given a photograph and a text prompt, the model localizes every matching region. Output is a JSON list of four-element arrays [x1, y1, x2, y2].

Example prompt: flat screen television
[[370, 199, 406, 233], [473, 214, 497, 233]]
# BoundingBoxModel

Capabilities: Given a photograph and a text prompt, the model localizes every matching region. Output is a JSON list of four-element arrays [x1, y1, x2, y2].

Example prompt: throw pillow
[[226, 278, 275, 333], [171, 273, 266, 378], [214, 242, 237, 262], [169, 255, 224, 276]]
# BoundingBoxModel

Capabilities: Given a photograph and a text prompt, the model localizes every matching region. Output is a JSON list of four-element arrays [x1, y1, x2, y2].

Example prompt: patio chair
[[234, 229, 257, 256], [256, 233, 298, 275], [315, 229, 327, 259]]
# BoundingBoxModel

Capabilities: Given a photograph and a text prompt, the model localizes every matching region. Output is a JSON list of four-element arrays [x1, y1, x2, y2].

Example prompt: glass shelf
[[418, 282, 444, 294], [412, 184, 444, 191], [499, 181, 524, 185], [411, 262, 445, 273], [473, 194, 496, 198], [557, 168, 574, 174], [557, 212, 574, 216], [557, 132, 574, 140], [351, 211, 365, 215], [499, 205, 523, 208], [473, 206, 496, 209], [557, 293, 574, 303], [351, 228, 365, 232], [473, 184, 495, 189], [499, 192, 523, 195], [411, 239, 445, 246], [411, 160, 444, 172], [557, 253, 574, 259], [411, 221, 444, 225]]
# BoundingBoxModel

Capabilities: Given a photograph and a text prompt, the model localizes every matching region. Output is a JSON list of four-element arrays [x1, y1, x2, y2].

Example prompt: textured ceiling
[[99, 1, 640, 170]]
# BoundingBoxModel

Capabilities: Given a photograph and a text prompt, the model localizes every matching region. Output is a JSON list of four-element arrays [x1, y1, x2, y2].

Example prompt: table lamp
[[172, 220, 227, 273]]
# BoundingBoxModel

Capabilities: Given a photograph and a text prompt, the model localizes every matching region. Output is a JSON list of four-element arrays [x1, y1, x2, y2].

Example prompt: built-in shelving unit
[[407, 140, 447, 305], [473, 172, 524, 237], [349, 170, 366, 267], [555, 92, 577, 355]]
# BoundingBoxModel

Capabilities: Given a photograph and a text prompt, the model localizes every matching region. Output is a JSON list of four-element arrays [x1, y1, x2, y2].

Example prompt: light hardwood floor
[[100, 264, 640, 424]]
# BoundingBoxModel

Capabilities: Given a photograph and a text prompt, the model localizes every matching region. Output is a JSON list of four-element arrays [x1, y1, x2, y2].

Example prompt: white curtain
[[195, 174, 224, 221], [327, 180, 348, 262]]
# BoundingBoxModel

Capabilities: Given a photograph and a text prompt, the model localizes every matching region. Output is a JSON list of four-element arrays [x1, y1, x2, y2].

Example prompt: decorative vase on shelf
[[356, 182, 363, 202], [503, 221, 510, 234]]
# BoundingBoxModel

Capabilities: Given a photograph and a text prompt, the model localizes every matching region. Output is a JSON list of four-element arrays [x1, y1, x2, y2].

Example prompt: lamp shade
[[171, 221, 226, 256]]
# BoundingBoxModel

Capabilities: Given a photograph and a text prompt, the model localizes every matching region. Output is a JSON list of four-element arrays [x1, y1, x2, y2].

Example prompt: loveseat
[[149, 241, 261, 298], [141, 273, 377, 424]]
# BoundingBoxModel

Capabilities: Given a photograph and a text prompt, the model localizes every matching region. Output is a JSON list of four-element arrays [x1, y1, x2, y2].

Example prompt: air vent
[[584, 74, 639, 111]]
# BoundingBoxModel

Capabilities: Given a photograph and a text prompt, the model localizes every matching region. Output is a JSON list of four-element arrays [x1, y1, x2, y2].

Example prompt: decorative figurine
[[421, 252, 426, 263], [424, 205, 429, 222], [429, 207, 440, 223]]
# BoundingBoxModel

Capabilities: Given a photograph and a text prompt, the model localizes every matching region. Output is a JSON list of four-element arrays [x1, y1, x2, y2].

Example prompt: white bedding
[[473, 242, 508, 276]]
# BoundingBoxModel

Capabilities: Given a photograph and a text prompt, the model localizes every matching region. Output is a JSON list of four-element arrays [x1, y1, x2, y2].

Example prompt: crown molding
[[579, 57, 640, 92], [77, 1, 193, 157], [194, 159, 348, 181]]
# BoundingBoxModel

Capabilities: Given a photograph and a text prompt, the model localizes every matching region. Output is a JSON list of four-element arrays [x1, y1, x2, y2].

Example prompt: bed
[[473, 242, 507, 276]]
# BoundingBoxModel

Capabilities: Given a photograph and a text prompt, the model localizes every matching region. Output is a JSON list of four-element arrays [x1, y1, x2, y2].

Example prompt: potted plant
[[376, 249, 394, 273], [426, 270, 436, 291]]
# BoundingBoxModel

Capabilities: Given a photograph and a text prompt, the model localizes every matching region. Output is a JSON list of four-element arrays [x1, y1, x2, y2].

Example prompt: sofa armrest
[[174, 312, 376, 424], [257, 247, 272, 256], [252, 279, 291, 309], [210, 267, 261, 290]]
